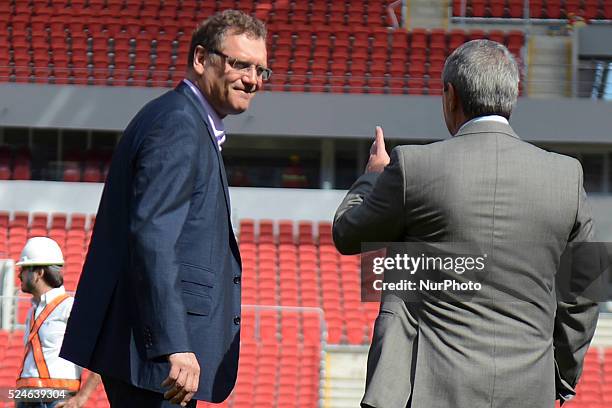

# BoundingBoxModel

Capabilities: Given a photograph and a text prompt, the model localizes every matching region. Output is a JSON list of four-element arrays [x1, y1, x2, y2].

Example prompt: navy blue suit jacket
[[60, 82, 242, 403]]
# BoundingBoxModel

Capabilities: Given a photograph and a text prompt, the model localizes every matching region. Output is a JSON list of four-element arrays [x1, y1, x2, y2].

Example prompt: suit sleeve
[[554, 161, 600, 403], [333, 147, 406, 255], [129, 111, 199, 360]]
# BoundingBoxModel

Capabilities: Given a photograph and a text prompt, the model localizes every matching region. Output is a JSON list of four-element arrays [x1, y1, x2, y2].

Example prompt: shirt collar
[[34, 286, 66, 308], [182, 79, 226, 150], [457, 115, 509, 135]]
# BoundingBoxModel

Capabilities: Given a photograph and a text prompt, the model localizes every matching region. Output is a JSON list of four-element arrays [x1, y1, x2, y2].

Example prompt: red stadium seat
[[471, 0, 486, 17], [449, 29, 466, 51], [547, 1, 562, 18], [489, 0, 505, 17], [470, 29, 487, 41], [278, 220, 294, 244], [604, 2, 612, 19], [565, 0, 581, 16], [584, 0, 600, 19], [488, 29, 506, 45], [430, 28, 447, 52], [11, 212, 29, 229], [30, 213, 48, 230], [507, 30, 525, 50], [507, 0, 524, 18]]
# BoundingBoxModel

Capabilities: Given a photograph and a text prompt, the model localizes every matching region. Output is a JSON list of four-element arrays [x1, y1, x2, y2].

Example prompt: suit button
[[233, 316, 241, 325], [233, 276, 241, 284]]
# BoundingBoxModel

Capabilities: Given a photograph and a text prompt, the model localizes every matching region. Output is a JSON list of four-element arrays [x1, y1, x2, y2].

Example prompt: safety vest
[[17, 293, 81, 392]]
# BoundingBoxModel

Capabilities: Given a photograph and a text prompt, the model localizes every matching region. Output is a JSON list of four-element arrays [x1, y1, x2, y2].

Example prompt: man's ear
[[33, 267, 44, 281], [445, 82, 457, 112], [192, 45, 207, 75]]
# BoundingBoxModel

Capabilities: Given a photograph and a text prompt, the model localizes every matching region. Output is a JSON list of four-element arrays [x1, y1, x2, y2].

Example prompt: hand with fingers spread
[[365, 126, 391, 174], [161, 352, 200, 407]]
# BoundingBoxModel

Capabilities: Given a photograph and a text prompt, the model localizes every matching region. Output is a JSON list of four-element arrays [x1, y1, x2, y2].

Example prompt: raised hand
[[365, 126, 391, 174]]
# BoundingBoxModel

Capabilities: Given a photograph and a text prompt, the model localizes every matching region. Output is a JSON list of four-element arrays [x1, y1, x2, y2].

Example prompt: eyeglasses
[[209, 49, 272, 81]]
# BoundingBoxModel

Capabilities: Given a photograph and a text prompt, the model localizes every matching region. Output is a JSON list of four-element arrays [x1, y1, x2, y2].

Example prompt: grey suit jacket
[[333, 121, 599, 408]]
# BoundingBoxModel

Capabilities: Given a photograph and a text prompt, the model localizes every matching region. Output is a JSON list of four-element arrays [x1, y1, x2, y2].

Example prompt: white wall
[[0, 181, 610, 240], [0, 181, 346, 233]]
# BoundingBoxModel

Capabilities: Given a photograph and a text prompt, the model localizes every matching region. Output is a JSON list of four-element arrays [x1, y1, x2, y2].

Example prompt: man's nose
[[242, 66, 259, 85]]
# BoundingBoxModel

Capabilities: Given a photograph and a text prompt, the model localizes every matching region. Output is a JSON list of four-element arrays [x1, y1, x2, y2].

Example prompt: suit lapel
[[215, 147, 232, 215], [175, 82, 232, 216]]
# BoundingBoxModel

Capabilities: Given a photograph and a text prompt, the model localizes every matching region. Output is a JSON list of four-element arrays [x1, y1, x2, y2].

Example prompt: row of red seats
[[62, 162, 109, 183], [0, 146, 31, 180], [3, 0, 392, 24], [453, 0, 612, 19], [4, 327, 612, 407], [3, 213, 377, 344], [239, 219, 334, 245], [0, 1, 525, 95], [264, 27, 523, 94], [0, 146, 111, 182], [240, 219, 378, 344], [1, 0, 392, 30], [239, 241, 374, 344], [2, 309, 323, 407], [563, 347, 612, 408], [0, 211, 93, 296], [0, 211, 91, 230], [261, 0, 392, 27], [1, 210, 611, 407], [1, 27, 524, 94], [0, 160, 108, 182]]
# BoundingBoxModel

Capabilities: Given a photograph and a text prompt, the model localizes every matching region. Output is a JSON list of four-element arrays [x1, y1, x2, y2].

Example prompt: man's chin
[[227, 104, 249, 115]]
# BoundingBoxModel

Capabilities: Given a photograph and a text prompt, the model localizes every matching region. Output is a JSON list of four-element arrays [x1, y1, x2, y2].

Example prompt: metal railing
[[449, 0, 612, 25]]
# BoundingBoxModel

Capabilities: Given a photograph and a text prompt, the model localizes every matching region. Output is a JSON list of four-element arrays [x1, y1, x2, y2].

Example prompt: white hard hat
[[16, 237, 65, 266]]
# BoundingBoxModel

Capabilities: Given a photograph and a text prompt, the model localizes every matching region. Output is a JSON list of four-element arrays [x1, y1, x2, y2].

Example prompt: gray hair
[[442, 39, 520, 119], [40, 265, 64, 288], [188, 9, 267, 66]]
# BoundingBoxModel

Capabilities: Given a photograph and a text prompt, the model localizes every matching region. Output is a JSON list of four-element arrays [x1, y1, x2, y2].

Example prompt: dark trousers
[[101, 375, 197, 408]]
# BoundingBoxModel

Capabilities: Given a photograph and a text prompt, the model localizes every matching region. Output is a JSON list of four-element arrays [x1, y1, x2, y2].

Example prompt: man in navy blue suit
[[59, 10, 270, 407]]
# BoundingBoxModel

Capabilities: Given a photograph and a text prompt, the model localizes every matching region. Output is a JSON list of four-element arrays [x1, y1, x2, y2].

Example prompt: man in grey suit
[[333, 40, 600, 407]]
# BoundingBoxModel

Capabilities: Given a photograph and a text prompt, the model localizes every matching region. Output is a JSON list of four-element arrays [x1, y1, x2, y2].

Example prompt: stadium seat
[[506, 0, 524, 18], [239, 219, 255, 243], [583, 0, 599, 19], [453, 0, 609, 20], [70, 214, 87, 230], [604, 2, 612, 19], [278, 220, 294, 244], [488, 0, 504, 17], [0, 163, 10, 180], [471, 0, 486, 17], [259, 219, 274, 244], [547, 1, 562, 18], [1, 3, 534, 96], [0, 211, 9, 228], [298, 221, 314, 245], [82, 165, 102, 182]]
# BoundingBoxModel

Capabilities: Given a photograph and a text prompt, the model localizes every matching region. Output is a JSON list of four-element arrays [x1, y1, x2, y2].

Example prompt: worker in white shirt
[[15, 237, 101, 408]]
